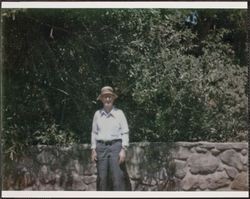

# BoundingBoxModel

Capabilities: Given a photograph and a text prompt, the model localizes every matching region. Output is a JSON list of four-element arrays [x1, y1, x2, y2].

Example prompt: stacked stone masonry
[[3, 142, 248, 191]]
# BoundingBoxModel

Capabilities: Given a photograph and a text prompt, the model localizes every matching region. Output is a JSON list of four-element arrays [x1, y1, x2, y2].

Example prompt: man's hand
[[91, 149, 97, 162], [118, 148, 126, 164]]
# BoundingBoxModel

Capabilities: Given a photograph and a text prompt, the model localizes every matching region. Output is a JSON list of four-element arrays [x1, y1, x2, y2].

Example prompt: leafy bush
[[2, 9, 247, 160]]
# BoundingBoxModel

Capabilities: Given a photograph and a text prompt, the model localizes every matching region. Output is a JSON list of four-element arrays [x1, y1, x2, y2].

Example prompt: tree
[[2, 9, 247, 161]]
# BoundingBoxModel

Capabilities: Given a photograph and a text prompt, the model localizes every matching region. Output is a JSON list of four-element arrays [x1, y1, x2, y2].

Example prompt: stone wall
[[3, 142, 248, 191]]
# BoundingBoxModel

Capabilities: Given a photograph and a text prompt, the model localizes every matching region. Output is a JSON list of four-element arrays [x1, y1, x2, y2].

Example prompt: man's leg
[[96, 143, 109, 191], [109, 141, 125, 191]]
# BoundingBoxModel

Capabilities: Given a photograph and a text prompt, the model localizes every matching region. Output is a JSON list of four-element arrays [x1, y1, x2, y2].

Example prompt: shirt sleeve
[[91, 111, 98, 149], [120, 110, 129, 147]]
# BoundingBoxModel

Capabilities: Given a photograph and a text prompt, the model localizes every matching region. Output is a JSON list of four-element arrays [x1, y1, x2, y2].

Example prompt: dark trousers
[[96, 140, 126, 191]]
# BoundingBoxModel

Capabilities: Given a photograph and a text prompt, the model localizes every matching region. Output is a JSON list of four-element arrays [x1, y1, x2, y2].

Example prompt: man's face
[[101, 94, 114, 109]]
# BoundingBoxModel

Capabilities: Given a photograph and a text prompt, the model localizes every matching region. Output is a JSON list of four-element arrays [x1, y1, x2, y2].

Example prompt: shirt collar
[[101, 107, 116, 117]]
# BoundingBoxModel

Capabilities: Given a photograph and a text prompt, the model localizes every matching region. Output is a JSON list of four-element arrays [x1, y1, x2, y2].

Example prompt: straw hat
[[97, 86, 118, 100]]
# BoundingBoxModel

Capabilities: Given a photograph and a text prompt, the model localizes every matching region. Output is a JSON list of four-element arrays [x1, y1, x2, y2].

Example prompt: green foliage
[[2, 9, 247, 160], [33, 123, 77, 145]]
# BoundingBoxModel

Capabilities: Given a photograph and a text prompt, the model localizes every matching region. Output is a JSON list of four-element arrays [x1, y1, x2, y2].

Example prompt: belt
[[97, 139, 122, 145]]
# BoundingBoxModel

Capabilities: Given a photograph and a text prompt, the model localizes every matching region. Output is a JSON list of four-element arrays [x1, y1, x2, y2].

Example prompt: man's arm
[[91, 111, 98, 162], [119, 110, 129, 164], [120, 110, 129, 149]]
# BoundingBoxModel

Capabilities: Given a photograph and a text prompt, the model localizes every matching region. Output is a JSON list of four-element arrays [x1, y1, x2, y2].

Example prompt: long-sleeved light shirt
[[91, 107, 129, 149]]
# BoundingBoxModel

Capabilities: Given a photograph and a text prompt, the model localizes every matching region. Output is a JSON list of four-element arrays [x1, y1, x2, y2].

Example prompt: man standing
[[91, 86, 129, 191]]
